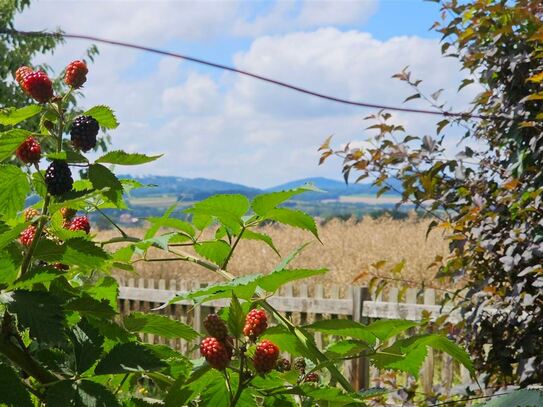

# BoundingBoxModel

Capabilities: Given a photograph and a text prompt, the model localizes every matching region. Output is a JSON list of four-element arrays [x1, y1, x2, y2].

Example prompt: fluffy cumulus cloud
[[12, 1, 477, 188]]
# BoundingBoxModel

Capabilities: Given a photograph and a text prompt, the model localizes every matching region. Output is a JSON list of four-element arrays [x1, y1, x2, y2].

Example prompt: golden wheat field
[[102, 214, 450, 288]]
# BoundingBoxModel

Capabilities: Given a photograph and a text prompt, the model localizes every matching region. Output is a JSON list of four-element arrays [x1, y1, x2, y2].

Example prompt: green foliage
[[0, 47, 475, 407], [123, 312, 199, 340], [84, 105, 119, 129], [321, 0, 543, 390]]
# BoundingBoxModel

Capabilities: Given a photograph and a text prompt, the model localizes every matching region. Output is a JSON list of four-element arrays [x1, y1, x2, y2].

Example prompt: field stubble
[[105, 215, 450, 289]]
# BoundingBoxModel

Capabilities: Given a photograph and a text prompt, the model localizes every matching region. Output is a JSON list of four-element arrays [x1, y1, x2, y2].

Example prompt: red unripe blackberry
[[16, 137, 41, 164], [22, 71, 53, 103], [70, 115, 99, 152], [243, 308, 268, 340], [23, 207, 40, 222], [203, 314, 228, 340], [253, 340, 279, 374], [20, 225, 37, 247], [68, 216, 90, 234], [64, 60, 88, 89], [15, 66, 33, 92], [200, 337, 230, 370], [44, 160, 73, 196], [276, 358, 291, 372], [303, 372, 319, 383]]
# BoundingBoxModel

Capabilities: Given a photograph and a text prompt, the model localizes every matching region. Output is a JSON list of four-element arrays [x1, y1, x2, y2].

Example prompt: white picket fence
[[117, 277, 471, 392]]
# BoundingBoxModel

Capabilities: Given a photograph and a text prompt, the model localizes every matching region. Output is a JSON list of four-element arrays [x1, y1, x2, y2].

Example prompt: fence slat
[[421, 289, 435, 394], [116, 278, 472, 393]]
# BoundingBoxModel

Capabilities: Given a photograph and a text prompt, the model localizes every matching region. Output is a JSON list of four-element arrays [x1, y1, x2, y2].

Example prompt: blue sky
[[15, 0, 472, 188]]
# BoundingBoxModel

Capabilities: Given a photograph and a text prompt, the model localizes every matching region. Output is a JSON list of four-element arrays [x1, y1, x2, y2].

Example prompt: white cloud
[[12, 3, 478, 188], [162, 72, 220, 114], [233, 0, 378, 37]]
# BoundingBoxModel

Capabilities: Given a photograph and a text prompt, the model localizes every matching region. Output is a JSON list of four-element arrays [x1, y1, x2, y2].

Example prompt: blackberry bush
[[0, 55, 476, 407]]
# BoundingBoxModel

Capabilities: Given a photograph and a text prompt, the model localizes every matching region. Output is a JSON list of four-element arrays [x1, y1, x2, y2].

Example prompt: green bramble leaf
[[478, 389, 543, 407], [88, 163, 125, 208], [85, 105, 119, 129], [69, 319, 104, 374], [227, 295, 245, 338], [241, 230, 279, 256], [0, 362, 33, 407], [0, 105, 42, 126], [64, 294, 117, 319], [371, 334, 473, 378], [0, 222, 28, 250], [185, 194, 249, 232], [0, 164, 30, 219], [33, 238, 110, 269], [365, 319, 419, 341], [305, 320, 376, 345], [325, 339, 372, 358], [123, 312, 199, 340], [257, 268, 327, 293], [45, 380, 120, 407], [96, 150, 162, 165], [6, 290, 66, 345], [251, 184, 323, 217], [261, 326, 312, 358], [46, 150, 88, 163], [0, 129, 31, 162], [265, 208, 319, 240], [169, 274, 262, 305], [94, 342, 166, 375], [194, 240, 231, 266]]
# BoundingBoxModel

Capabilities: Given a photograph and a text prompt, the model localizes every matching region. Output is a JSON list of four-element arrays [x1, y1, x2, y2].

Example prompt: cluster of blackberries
[[200, 309, 280, 374]]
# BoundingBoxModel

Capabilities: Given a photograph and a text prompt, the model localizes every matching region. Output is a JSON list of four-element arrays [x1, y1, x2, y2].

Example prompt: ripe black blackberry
[[70, 115, 99, 152], [44, 160, 73, 196]]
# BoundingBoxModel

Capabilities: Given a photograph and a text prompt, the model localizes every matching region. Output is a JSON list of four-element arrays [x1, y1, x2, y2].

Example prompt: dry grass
[[103, 214, 449, 288]]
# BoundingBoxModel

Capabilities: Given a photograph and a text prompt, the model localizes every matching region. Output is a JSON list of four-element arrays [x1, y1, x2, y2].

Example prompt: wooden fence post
[[352, 286, 371, 390]]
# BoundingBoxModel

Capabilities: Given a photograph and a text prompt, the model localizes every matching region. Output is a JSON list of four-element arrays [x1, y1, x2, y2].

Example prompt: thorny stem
[[222, 226, 245, 269]]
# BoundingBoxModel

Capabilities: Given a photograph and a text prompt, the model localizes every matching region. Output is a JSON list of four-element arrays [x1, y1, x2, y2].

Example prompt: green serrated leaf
[[94, 342, 166, 375], [0, 129, 31, 162], [65, 294, 117, 319], [70, 319, 104, 374], [169, 274, 261, 305], [33, 238, 110, 269], [366, 319, 418, 341], [0, 105, 42, 126], [85, 105, 119, 129], [194, 240, 231, 266], [7, 290, 66, 344], [265, 208, 319, 239], [124, 312, 199, 340], [252, 184, 323, 216], [241, 230, 279, 256], [46, 380, 120, 407], [0, 362, 33, 407], [185, 194, 249, 232], [88, 163, 125, 208], [258, 268, 327, 293], [46, 150, 88, 163], [96, 150, 162, 165], [0, 165, 30, 219], [227, 295, 244, 338], [325, 339, 372, 358], [305, 320, 376, 345], [478, 389, 543, 407], [261, 326, 312, 358]]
